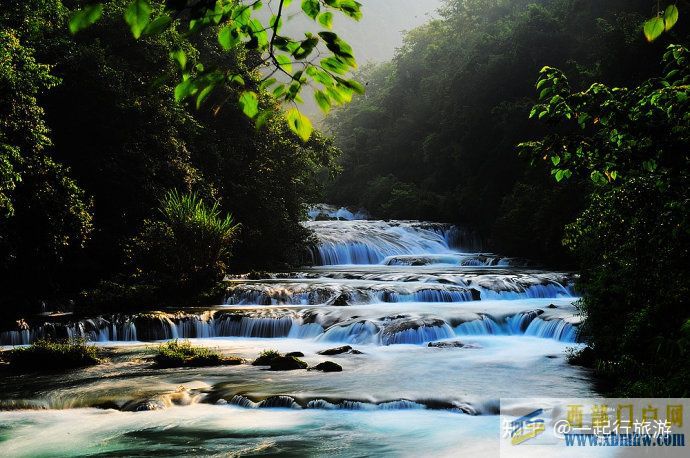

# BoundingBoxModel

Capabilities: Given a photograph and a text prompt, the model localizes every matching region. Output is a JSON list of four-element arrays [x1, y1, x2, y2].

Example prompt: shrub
[[252, 349, 281, 366], [5, 338, 101, 371], [154, 340, 241, 368], [127, 190, 240, 299]]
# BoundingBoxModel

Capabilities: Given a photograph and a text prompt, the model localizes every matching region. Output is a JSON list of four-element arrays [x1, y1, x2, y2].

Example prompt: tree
[[326, 0, 671, 262], [68, 0, 366, 140], [521, 45, 690, 395], [0, 1, 342, 315], [0, 29, 93, 312]]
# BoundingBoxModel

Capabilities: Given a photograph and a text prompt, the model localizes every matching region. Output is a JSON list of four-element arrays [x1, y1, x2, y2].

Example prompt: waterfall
[[0, 310, 579, 345], [303, 220, 459, 265]]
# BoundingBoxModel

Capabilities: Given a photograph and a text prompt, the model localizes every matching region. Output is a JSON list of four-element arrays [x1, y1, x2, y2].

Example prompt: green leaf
[[590, 170, 607, 185], [314, 90, 331, 113], [196, 84, 215, 109], [551, 156, 561, 166], [301, 0, 321, 20], [229, 74, 246, 86], [335, 77, 365, 94], [239, 91, 259, 118], [318, 12, 334, 29], [69, 4, 103, 34], [174, 79, 196, 102], [539, 87, 552, 100], [643, 160, 658, 172], [249, 18, 269, 49], [644, 17, 665, 42], [275, 54, 293, 74], [286, 108, 313, 141], [321, 57, 349, 74], [554, 169, 565, 182], [218, 27, 240, 51], [143, 15, 172, 36], [256, 111, 270, 130], [664, 5, 679, 31], [170, 49, 187, 69], [124, 0, 152, 39], [306, 66, 336, 86]]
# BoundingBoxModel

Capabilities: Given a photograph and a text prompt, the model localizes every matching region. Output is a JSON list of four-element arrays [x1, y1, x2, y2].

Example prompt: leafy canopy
[[521, 44, 690, 187], [69, 0, 365, 140]]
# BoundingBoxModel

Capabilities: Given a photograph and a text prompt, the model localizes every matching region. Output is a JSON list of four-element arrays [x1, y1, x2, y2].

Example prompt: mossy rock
[[154, 340, 241, 368], [6, 339, 101, 372], [269, 356, 308, 371], [253, 349, 281, 366]]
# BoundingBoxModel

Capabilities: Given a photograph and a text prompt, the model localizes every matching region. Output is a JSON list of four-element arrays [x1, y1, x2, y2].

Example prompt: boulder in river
[[269, 356, 308, 371], [252, 350, 281, 366], [317, 345, 362, 355], [428, 340, 481, 349], [285, 351, 305, 357], [311, 361, 343, 372], [331, 293, 349, 306]]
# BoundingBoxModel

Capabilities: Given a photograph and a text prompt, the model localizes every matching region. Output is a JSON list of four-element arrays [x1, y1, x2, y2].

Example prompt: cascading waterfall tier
[[224, 271, 574, 306], [0, 308, 579, 345], [302, 220, 482, 265]]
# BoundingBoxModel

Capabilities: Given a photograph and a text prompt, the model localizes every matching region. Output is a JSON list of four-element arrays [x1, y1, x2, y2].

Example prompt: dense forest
[[327, 0, 688, 264], [327, 0, 690, 395], [0, 0, 341, 316]]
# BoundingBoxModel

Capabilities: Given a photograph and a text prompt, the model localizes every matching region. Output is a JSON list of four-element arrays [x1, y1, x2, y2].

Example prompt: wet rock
[[246, 271, 271, 280], [318, 345, 360, 355], [332, 293, 349, 306], [311, 361, 343, 372], [285, 351, 305, 357], [428, 340, 481, 349], [470, 289, 481, 301], [428, 340, 465, 348], [252, 350, 281, 366], [259, 396, 301, 408], [269, 356, 308, 371], [547, 303, 558, 309]]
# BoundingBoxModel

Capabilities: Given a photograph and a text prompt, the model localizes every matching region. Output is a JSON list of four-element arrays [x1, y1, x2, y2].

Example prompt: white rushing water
[[0, 210, 596, 456]]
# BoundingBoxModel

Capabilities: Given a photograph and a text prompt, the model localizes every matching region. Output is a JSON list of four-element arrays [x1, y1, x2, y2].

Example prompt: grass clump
[[5, 339, 101, 371], [154, 340, 242, 368], [252, 349, 281, 366]]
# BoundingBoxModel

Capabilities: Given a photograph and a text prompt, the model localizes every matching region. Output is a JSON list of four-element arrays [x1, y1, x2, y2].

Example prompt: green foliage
[[252, 348, 281, 365], [124, 0, 152, 39], [0, 1, 340, 316], [69, 0, 365, 140], [154, 339, 241, 368], [0, 27, 93, 309], [68, 4, 103, 34], [327, 0, 673, 262], [6, 339, 101, 371], [0, 30, 59, 216], [644, 3, 680, 41], [127, 190, 239, 296], [522, 44, 690, 186], [524, 46, 690, 395]]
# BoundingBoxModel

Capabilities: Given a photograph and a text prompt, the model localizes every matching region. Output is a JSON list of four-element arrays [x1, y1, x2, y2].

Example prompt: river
[[0, 207, 597, 456]]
